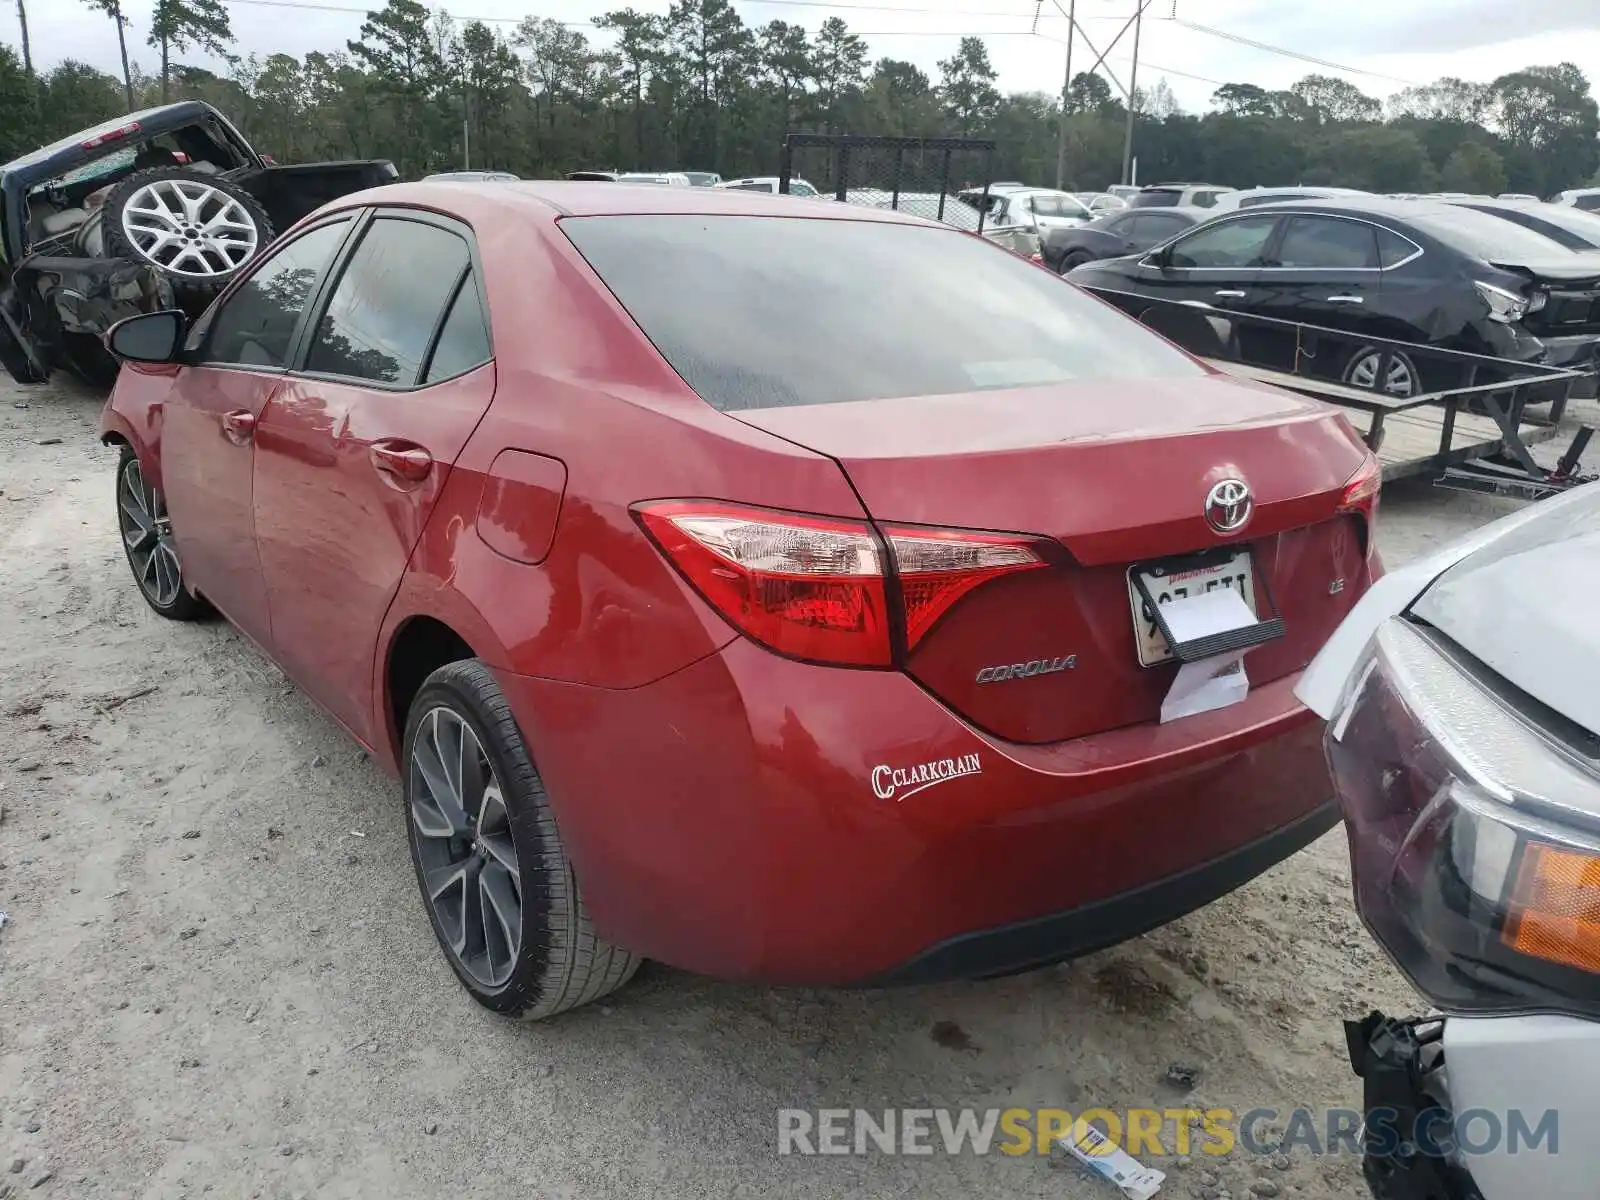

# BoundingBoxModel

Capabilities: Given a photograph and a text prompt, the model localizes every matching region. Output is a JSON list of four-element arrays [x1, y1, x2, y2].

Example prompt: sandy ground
[[0, 371, 1586, 1200]]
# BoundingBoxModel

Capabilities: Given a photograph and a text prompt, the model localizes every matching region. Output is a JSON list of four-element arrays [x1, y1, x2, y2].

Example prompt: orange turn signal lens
[[1503, 842, 1600, 974]]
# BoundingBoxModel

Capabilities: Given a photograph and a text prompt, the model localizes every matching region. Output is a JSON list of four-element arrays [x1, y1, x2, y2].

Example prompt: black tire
[[99, 167, 274, 308], [115, 446, 213, 620], [1058, 250, 1091, 275], [1342, 345, 1420, 399], [403, 660, 641, 1019]]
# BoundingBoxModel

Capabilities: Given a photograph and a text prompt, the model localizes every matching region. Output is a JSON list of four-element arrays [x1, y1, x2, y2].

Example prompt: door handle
[[1213, 289, 1247, 299], [220, 409, 256, 445], [1324, 294, 1365, 304], [370, 440, 434, 484]]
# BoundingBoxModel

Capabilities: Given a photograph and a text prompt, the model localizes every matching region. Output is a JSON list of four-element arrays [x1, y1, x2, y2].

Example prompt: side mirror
[[106, 310, 187, 364]]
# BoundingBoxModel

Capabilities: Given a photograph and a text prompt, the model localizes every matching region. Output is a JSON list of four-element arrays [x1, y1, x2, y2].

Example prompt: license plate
[[1127, 551, 1257, 667]]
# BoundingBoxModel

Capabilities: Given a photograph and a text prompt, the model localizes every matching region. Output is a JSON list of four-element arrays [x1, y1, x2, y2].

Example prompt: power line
[[1170, 19, 1416, 85]]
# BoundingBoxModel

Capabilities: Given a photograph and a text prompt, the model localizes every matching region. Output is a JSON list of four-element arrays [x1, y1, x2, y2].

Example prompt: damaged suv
[[0, 100, 396, 385]]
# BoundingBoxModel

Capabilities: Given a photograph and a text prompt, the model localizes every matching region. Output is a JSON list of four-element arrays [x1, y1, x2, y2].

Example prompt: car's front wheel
[[403, 660, 640, 1018], [115, 447, 211, 620]]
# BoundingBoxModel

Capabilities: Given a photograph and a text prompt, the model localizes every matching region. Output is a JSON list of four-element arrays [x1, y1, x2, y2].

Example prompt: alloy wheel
[[1347, 350, 1416, 398], [117, 457, 183, 609], [120, 178, 261, 278], [409, 707, 523, 989]]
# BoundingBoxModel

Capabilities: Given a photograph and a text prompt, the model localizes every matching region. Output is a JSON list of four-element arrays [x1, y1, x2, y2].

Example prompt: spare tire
[[99, 166, 274, 307]]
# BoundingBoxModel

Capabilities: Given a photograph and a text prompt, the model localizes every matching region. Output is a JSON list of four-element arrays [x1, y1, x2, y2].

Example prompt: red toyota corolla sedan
[[99, 181, 1379, 1018]]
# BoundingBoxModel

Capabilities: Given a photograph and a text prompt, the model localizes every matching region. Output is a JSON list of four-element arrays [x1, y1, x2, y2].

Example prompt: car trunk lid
[[735, 374, 1376, 743]]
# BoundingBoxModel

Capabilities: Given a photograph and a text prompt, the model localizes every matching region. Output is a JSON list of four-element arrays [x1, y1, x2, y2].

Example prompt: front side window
[[562, 214, 1205, 413], [1164, 215, 1279, 268], [791, 181, 818, 197], [1275, 216, 1379, 269], [304, 217, 471, 385], [202, 218, 352, 368]]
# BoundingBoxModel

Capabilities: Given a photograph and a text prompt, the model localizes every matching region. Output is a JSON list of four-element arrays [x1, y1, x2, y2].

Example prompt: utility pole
[[461, 59, 471, 169], [15, 0, 32, 76], [1053, 0, 1075, 190], [1120, 0, 1146, 185]]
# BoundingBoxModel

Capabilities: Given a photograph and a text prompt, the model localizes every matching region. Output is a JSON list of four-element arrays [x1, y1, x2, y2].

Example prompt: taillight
[[635, 501, 1045, 667], [1337, 454, 1381, 555], [81, 121, 141, 150], [1338, 454, 1380, 515], [882, 525, 1042, 649]]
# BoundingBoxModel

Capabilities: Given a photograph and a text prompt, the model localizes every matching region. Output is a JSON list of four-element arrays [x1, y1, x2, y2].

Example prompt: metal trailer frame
[[777, 133, 998, 230], [1080, 284, 1597, 503]]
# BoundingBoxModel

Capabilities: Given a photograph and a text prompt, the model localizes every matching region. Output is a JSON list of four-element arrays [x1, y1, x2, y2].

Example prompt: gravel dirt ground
[[0, 371, 1589, 1200]]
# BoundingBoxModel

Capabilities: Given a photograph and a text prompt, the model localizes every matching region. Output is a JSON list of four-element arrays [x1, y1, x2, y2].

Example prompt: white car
[[1074, 191, 1127, 213], [715, 176, 822, 198], [1551, 187, 1600, 212], [1209, 185, 1373, 212], [956, 186, 1093, 233], [1298, 482, 1600, 1200], [1125, 182, 1236, 209], [617, 171, 692, 186]]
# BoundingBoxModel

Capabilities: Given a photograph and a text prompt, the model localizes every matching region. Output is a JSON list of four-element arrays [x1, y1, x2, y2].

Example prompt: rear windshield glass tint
[[1406, 207, 1576, 260], [561, 215, 1203, 411]]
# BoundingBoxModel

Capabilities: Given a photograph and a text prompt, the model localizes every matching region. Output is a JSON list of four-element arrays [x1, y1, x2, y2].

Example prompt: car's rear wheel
[[1343, 346, 1420, 398], [403, 660, 640, 1018], [115, 447, 211, 620], [1058, 250, 1091, 275]]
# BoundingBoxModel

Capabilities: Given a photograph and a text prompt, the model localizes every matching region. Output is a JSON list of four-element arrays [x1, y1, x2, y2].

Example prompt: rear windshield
[[1129, 190, 1182, 208], [1405, 207, 1577, 261], [561, 214, 1204, 411]]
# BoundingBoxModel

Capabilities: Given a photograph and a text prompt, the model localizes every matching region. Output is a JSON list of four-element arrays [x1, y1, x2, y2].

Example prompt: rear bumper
[[871, 797, 1336, 983], [496, 639, 1331, 984]]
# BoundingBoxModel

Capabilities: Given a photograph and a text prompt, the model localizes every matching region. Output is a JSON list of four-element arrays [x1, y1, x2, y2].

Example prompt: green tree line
[[2, 0, 1597, 198]]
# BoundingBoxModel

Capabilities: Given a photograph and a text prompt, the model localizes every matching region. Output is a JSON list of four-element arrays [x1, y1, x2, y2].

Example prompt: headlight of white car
[[1327, 616, 1600, 1016]]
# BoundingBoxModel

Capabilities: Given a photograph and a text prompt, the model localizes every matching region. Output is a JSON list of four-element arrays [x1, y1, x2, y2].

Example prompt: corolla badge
[[871, 753, 982, 802], [1204, 478, 1252, 534]]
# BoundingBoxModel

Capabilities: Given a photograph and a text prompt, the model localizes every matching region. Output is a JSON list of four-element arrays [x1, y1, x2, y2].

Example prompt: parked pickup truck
[[0, 100, 397, 385]]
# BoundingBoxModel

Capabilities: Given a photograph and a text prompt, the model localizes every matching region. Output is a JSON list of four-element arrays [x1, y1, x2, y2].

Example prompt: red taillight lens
[[1338, 454, 1381, 516], [81, 121, 141, 150], [637, 501, 892, 666], [636, 502, 1046, 667], [883, 525, 1044, 649]]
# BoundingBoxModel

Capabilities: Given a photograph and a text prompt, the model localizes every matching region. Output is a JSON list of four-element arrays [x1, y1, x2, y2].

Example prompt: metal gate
[[777, 133, 998, 229]]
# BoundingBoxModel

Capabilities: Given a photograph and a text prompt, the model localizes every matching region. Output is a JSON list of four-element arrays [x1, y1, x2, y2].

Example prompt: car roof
[[1, 100, 224, 177], [322, 179, 926, 225]]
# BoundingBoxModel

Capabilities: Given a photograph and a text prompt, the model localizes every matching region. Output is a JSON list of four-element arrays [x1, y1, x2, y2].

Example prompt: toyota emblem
[[1205, 478, 1252, 534]]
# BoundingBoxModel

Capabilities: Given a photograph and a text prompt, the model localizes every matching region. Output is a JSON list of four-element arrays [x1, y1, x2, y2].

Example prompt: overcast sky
[[13, 0, 1600, 113]]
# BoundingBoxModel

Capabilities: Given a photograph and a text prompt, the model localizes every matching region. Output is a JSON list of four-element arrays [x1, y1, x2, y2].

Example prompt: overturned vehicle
[[0, 101, 396, 385]]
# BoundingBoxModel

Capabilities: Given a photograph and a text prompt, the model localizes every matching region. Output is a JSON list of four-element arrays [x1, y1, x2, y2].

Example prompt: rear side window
[[203, 219, 351, 368], [422, 275, 492, 383], [1132, 212, 1189, 240], [1276, 216, 1378, 268], [1376, 227, 1420, 267], [1130, 190, 1181, 208], [562, 214, 1204, 412], [305, 217, 471, 385]]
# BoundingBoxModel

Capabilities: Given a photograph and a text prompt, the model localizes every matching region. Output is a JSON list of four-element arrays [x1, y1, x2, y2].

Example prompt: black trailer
[[1083, 285, 1596, 502]]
